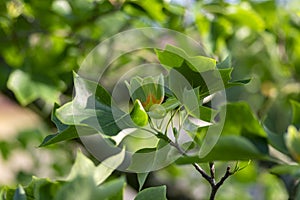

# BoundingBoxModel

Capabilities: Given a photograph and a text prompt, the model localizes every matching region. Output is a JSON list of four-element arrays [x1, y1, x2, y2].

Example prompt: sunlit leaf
[[155, 44, 216, 73], [68, 149, 125, 185], [7, 70, 65, 106]]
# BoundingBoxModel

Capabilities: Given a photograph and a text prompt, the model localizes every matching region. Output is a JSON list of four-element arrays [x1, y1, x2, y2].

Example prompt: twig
[[167, 139, 234, 200], [209, 166, 233, 200], [209, 162, 215, 180]]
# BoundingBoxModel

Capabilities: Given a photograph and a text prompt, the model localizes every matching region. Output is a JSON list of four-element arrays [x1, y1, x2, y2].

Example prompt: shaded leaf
[[176, 135, 266, 164], [135, 186, 167, 200], [97, 177, 126, 200], [55, 177, 97, 200], [270, 164, 300, 177], [137, 173, 149, 191], [25, 177, 61, 200], [264, 125, 289, 155], [13, 185, 26, 200], [291, 100, 300, 128]]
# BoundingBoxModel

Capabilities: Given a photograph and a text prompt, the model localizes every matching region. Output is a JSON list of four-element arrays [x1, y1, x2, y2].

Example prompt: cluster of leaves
[[39, 44, 258, 158], [267, 100, 300, 198], [1, 0, 300, 199], [35, 44, 271, 199], [1, 150, 167, 200], [0, 0, 189, 106]]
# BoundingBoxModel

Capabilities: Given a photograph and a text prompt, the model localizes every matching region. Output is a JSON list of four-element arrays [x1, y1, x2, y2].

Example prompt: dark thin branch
[[156, 129, 235, 200], [209, 162, 215, 180], [166, 138, 234, 200], [216, 167, 233, 188], [192, 163, 214, 185], [210, 166, 233, 200]]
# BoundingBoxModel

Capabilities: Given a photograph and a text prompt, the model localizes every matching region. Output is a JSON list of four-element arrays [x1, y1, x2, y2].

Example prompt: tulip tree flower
[[126, 74, 164, 111]]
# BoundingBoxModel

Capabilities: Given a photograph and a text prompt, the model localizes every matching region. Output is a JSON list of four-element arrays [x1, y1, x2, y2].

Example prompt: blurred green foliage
[[1, 0, 300, 199]]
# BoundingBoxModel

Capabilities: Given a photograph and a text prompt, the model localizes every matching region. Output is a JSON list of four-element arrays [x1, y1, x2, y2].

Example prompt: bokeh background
[[0, 0, 300, 199]]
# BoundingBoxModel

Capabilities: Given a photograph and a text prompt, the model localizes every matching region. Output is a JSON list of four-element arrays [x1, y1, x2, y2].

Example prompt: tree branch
[[210, 166, 233, 200], [167, 139, 234, 200], [156, 131, 235, 200]]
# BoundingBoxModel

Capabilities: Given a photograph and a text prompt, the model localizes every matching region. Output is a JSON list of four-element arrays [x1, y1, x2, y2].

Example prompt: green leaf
[[128, 148, 157, 172], [199, 102, 268, 159], [148, 104, 166, 119], [135, 186, 167, 200], [39, 126, 78, 147], [13, 185, 26, 200], [216, 56, 231, 69], [161, 97, 180, 112], [7, 70, 65, 106], [157, 46, 249, 100], [39, 104, 98, 146], [68, 149, 125, 185], [270, 164, 300, 177], [155, 45, 216, 72], [198, 68, 250, 99], [198, 106, 218, 122], [4, 177, 60, 200], [54, 74, 135, 136], [137, 173, 149, 191], [291, 100, 300, 127], [72, 72, 112, 108], [128, 138, 177, 172], [125, 0, 166, 22], [25, 177, 61, 200], [221, 102, 267, 138], [56, 102, 134, 136], [226, 5, 265, 31], [264, 125, 289, 155], [178, 102, 269, 164], [55, 177, 97, 200], [0, 188, 4, 200], [97, 177, 126, 200], [176, 135, 266, 164]]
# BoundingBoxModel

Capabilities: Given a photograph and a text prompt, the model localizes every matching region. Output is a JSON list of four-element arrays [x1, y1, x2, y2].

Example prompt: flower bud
[[126, 74, 164, 111], [130, 99, 148, 127]]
